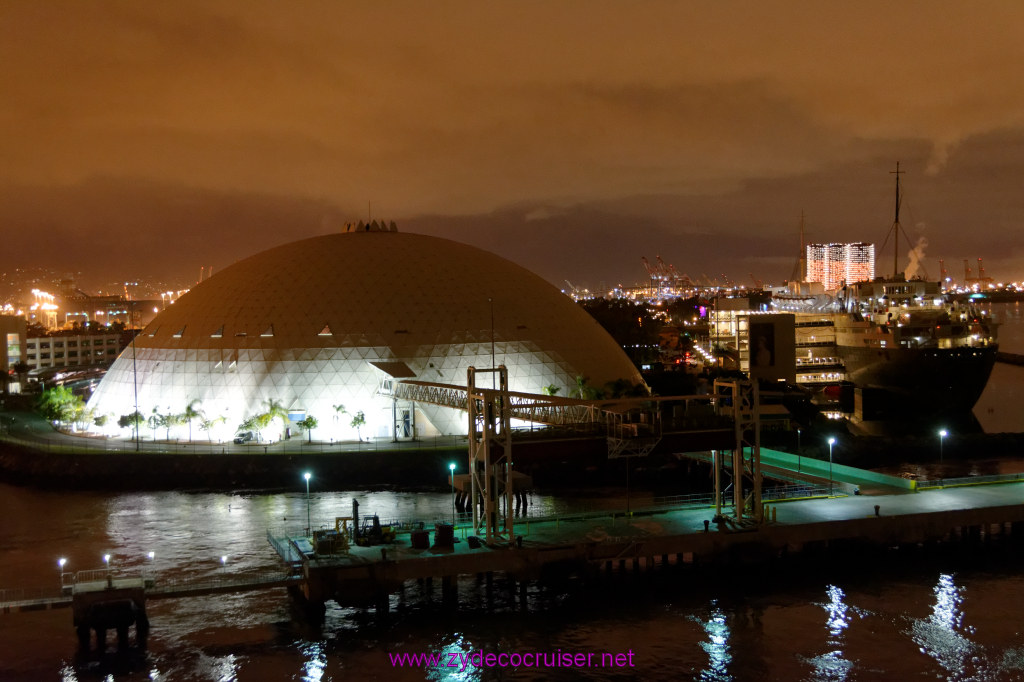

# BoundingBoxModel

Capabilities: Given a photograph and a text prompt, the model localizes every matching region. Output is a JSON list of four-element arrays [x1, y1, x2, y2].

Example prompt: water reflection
[[910, 573, 976, 680], [301, 640, 326, 681], [199, 651, 238, 681], [696, 600, 732, 681], [807, 584, 854, 681], [426, 634, 481, 682]]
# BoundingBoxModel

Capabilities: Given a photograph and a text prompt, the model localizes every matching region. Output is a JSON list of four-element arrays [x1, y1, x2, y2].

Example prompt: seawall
[[0, 441, 466, 491]]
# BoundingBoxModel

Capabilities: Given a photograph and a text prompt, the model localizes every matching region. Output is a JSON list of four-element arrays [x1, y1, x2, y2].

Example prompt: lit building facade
[[25, 333, 123, 371], [2, 315, 27, 393], [805, 242, 875, 290]]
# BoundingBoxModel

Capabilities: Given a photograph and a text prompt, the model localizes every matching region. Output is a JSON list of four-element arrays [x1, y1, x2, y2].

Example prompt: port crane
[[641, 255, 694, 295]]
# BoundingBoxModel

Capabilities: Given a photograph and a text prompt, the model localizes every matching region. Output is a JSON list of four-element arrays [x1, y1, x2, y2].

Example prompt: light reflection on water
[[425, 635, 481, 682], [805, 585, 854, 682], [695, 601, 732, 681], [3, 485, 1024, 680], [301, 641, 326, 682], [910, 573, 979, 682]]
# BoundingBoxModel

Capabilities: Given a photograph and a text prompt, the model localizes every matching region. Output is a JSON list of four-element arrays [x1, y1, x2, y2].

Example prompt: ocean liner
[[778, 277, 999, 419], [777, 165, 999, 420]]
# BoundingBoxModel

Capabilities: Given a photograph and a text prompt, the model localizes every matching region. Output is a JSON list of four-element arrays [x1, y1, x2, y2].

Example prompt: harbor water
[[0, 302, 1022, 681]]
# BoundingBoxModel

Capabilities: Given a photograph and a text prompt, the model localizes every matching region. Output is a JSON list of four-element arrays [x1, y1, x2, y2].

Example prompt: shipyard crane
[[977, 258, 992, 283], [641, 256, 655, 278], [655, 256, 671, 278], [642, 255, 695, 295], [659, 261, 693, 288], [641, 256, 663, 296]]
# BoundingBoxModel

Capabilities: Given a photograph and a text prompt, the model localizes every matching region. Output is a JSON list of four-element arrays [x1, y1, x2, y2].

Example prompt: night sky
[[3, 2, 1024, 291]]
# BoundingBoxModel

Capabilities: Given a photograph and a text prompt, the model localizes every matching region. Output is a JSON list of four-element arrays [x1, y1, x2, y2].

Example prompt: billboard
[[745, 314, 795, 383]]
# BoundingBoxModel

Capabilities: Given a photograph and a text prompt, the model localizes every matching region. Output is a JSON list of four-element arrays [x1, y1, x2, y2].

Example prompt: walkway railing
[[278, 482, 835, 544], [266, 529, 305, 564], [0, 586, 65, 609], [147, 570, 298, 598], [916, 472, 1024, 490]]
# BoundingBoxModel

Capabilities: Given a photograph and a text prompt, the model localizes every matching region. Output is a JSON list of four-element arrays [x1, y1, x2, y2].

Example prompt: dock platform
[[271, 479, 1024, 610]]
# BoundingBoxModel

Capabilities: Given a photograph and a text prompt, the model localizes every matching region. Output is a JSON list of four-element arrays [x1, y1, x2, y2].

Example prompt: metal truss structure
[[711, 379, 763, 525], [466, 366, 513, 543], [605, 407, 662, 459], [387, 379, 601, 426]]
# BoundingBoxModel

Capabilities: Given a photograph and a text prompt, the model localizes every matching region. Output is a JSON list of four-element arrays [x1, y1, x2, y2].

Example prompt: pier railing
[[916, 472, 1024, 490], [272, 482, 836, 548], [146, 570, 299, 598], [0, 586, 65, 609]]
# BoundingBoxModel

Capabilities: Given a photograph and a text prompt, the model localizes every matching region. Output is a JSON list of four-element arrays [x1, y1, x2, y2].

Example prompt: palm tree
[[148, 409, 160, 440], [181, 399, 204, 442], [264, 398, 289, 423], [332, 403, 347, 440], [199, 415, 226, 442]]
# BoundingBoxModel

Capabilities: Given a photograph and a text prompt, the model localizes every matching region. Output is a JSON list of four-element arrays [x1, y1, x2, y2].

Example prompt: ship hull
[[836, 343, 998, 417]]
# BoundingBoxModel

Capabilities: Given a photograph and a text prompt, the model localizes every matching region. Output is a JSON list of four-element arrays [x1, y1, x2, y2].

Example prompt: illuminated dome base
[[87, 224, 643, 442]]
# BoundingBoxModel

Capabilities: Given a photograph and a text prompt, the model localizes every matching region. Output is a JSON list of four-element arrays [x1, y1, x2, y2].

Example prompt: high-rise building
[[805, 242, 875, 290]]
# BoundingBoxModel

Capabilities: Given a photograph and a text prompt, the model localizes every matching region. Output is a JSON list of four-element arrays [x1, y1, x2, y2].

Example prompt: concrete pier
[[273, 481, 1024, 613], [71, 575, 149, 652]]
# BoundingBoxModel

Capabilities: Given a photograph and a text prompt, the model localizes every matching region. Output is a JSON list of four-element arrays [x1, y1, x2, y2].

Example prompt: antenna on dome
[[489, 297, 496, 389]]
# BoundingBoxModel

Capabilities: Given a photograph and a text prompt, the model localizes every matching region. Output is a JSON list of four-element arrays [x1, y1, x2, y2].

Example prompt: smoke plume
[[904, 236, 929, 279]]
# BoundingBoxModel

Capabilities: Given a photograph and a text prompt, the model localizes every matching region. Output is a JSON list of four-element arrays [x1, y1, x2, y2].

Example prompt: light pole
[[827, 437, 836, 496], [448, 462, 456, 527], [130, 297, 139, 451], [938, 428, 947, 463], [303, 471, 312, 536], [58, 557, 67, 588], [796, 428, 802, 473]]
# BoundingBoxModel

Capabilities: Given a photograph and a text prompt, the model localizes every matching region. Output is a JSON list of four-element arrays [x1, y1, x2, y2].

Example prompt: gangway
[[384, 379, 601, 427]]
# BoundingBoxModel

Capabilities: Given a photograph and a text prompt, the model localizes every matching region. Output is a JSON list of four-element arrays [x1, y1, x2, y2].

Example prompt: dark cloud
[[2, 2, 1024, 289]]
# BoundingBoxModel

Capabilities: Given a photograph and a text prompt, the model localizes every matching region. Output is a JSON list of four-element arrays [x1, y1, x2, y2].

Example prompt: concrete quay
[[282, 481, 1024, 612]]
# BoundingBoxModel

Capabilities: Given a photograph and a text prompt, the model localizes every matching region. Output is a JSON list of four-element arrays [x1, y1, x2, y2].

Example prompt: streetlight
[[938, 429, 947, 463], [827, 437, 836, 496], [796, 428, 802, 473], [303, 471, 312, 536], [220, 555, 227, 576], [58, 557, 67, 587], [448, 462, 457, 527]]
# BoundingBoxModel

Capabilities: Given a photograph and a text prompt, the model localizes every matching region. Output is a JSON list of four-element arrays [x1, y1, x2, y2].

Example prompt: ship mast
[[789, 211, 807, 284], [890, 162, 904, 279], [799, 210, 806, 282]]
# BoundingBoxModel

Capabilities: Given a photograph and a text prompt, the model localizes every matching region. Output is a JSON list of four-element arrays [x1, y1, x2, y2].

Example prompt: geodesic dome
[[87, 223, 644, 441]]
